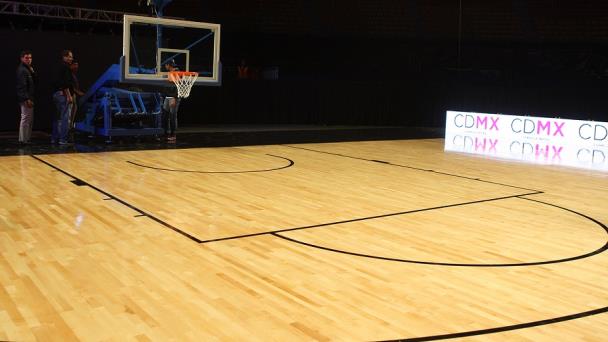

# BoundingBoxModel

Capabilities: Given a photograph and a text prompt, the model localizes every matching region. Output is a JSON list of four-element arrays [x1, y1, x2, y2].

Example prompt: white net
[[168, 72, 199, 98]]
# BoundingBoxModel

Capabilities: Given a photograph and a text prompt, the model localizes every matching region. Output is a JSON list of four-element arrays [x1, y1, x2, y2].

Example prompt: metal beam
[[0, 1, 130, 24]]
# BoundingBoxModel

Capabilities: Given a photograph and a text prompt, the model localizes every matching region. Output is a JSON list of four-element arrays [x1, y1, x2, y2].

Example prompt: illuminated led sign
[[445, 111, 608, 171]]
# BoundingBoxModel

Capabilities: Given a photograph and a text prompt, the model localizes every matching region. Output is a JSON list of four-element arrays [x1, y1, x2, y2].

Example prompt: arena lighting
[[444, 111, 608, 171]]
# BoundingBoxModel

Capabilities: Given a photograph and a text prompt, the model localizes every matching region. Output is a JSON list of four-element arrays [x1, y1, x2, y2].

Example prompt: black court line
[[379, 305, 608, 341], [30, 152, 545, 246], [271, 195, 608, 267], [283, 145, 541, 192], [199, 192, 541, 243], [29, 152, 608, 340], [272, 194, 608, 339], [31, 155, 203, 243], [127, 154, 294, 174], [70, 179, 87, 186], [518, 196, 607, 228]]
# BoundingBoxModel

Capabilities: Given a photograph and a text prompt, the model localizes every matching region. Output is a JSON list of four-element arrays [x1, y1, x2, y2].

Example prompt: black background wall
[[2, 28, 122, 132], [2, 0, 608, 132]]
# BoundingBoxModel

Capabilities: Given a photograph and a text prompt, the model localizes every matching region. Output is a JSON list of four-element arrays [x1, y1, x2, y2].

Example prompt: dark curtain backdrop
[[2, 8, 608, 132]]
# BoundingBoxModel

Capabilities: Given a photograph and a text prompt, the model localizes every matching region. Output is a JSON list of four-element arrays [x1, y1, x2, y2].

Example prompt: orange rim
[[168, 71, 198, 81]]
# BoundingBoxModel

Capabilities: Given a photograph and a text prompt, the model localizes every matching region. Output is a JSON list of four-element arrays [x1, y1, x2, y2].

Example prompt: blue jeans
[[52, 91, 72, 143]]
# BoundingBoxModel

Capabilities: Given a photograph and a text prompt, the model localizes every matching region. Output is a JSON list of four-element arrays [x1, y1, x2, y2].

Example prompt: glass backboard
[[122, 14, 221, 86]]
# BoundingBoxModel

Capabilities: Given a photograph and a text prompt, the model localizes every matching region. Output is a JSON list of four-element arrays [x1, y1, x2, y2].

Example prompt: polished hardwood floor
[[0, 139, 607, 341]]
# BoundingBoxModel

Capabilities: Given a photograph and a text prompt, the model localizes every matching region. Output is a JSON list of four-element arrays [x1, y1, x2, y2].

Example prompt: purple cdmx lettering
[[511, 118, 565, 137], [454, 114, 499, 131]]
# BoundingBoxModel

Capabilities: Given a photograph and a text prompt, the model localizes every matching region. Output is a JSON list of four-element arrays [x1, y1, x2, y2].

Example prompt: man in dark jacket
[[16, 50, 36, 144], [51, 50, 74, 145]]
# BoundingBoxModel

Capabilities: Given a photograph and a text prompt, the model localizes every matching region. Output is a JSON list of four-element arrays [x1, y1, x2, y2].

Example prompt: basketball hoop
[[168, 71, 198, 98]]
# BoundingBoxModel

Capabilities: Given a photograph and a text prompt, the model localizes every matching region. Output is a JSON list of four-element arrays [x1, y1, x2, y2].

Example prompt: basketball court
[[1, 139, 607, 340], [3, 2, 608, 340]]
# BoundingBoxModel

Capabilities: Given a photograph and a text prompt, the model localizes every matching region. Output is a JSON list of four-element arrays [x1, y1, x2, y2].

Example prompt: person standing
[[162, 60, 181, 142], [51, 50, 74, 145], [16, 50, 36, 144]]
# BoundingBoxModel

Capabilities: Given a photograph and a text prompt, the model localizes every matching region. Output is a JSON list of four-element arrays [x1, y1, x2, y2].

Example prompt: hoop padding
[[168, 71, 199, 98]]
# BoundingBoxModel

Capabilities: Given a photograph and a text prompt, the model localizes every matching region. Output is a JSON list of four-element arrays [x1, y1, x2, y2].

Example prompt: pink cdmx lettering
[[452, 135, 498, 153], [511, 118, 565, 137], [535, 145, 564, 160], [454, 114, 499, 131], [474, 137, 498, 153], [476, 116, 500, 131], [510, 141, 563, 160]]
